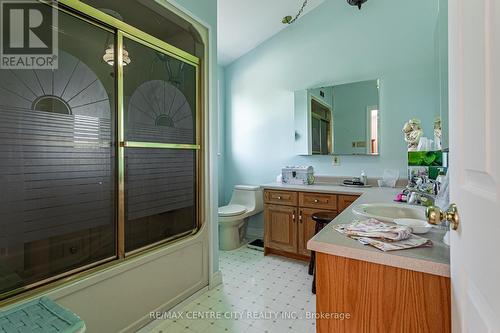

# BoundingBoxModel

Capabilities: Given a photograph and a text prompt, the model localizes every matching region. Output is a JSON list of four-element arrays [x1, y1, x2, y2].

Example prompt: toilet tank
[[229, 185, 263, 213]]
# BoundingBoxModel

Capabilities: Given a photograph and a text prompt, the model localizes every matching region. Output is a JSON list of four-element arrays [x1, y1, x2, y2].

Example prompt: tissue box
[[282, 166, 314, 185]]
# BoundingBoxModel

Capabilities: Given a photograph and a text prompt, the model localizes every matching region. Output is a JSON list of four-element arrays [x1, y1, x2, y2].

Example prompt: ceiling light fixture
[[102, 45, 132, 66], [282, 0, 309, 24], [99, 8, 132, 66], [347, 0, 368, 10]]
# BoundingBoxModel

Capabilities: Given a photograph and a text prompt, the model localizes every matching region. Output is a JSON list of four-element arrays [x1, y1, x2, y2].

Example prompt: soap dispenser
[[361, 171, 368, 186]]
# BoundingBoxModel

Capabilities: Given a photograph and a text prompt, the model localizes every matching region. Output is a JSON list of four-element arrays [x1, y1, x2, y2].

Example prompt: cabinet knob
[[314, 199, 319, 203], [277, 196, 282, 200]]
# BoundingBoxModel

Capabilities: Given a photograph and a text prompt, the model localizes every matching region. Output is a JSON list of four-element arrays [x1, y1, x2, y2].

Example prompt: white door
[[449, 0, 500, 331]]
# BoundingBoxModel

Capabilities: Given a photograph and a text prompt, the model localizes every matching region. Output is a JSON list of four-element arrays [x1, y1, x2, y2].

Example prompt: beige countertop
[[261, 182, 451, 277]]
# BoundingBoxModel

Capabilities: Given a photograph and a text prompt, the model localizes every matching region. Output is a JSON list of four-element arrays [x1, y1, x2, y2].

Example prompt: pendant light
[[99, 8, 132, 66], [282, 0, 309, 24], [347, 0, 368, 10], [102, 44, 131, 66]]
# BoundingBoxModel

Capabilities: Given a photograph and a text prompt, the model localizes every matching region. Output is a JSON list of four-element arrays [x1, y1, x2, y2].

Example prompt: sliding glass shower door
[[121, 34, 199, 253], [0, 10, 117, 294], [0, 3, 201, 298]]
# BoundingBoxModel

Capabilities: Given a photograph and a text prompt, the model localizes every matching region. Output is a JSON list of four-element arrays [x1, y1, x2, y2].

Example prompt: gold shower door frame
[[0, 0, 203, 303], [116, 30, 202, 258]]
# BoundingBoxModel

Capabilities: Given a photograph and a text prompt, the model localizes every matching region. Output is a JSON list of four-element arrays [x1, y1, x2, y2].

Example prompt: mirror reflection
[[295, 79, 380, 156]]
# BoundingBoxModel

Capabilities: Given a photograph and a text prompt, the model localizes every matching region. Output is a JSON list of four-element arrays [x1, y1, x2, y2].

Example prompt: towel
[[337, 218, 412, 241], [334, 219, 433, 251], [353, 235, 433, 251]]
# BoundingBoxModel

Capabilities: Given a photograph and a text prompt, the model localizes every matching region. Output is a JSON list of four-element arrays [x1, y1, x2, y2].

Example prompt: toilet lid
[[218, 204, 247, 217]]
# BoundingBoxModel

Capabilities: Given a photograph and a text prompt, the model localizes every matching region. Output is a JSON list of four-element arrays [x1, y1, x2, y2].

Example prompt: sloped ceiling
[[217, 0, 325, 66]]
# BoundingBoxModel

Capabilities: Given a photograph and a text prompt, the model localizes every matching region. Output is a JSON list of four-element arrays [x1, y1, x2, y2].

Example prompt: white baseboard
[[209, 270, 223, 289]]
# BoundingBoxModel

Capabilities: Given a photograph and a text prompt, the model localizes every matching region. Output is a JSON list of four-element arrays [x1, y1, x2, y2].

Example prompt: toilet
[[218, 185, 263, 250]]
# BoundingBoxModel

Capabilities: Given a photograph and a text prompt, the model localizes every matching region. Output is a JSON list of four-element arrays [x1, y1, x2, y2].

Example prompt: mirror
[[294, 79, 380, 156]]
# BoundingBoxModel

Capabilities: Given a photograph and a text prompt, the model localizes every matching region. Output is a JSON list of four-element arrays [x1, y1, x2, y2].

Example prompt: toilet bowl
[[218, 185, 263, 250]]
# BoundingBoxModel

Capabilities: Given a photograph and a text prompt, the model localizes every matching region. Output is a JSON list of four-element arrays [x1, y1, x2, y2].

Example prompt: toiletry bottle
[[436, 169, 446, 185], [361, 171, 367, 186], [436, 169, 447, 192]]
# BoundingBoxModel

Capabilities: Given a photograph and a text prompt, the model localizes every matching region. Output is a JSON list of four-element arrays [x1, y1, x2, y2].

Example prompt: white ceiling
[[217, 0, 325, 66]]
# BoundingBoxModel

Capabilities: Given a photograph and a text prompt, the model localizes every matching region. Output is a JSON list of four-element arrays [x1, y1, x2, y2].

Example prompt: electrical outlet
[[332, 155, 341, 166]]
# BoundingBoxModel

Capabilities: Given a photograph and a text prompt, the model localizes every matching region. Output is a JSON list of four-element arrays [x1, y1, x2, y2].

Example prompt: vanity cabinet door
[[338, 195, 360, 213], [264, 205, 297, 253], [298, 208, 337, 257]]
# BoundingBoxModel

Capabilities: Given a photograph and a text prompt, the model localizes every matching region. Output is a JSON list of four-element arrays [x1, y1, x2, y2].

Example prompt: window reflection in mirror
[[369, 107, 379, 154]]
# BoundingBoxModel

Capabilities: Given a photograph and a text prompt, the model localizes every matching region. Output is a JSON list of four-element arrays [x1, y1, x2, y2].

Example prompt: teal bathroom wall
[[437, 0, 449, 149], [173, 0, 216, 26], [310, 87, 334, 108], [168, 0, 220, 272], [222, 0, 445, 234], [218, 65, 226, 205]]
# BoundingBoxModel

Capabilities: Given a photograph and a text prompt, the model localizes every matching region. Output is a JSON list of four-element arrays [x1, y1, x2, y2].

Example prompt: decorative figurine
[[434, 117, 442, 151], [402, 118, 423, 151]]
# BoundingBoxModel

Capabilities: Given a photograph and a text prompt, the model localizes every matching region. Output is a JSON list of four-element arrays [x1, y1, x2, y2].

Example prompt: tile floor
[[146, 246, 317, 333]]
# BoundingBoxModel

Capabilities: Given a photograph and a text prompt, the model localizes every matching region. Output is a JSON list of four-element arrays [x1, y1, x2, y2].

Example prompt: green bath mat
[[0, 297, 85, 333]]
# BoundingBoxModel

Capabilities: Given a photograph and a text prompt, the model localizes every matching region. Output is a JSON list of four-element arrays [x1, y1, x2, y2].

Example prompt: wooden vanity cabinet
[[264, 190, 298, 206], [338, 194, 359, 213], [264, 204, 297, 254], [264, 189, 359, 260], [316, 253, 451, 333], [299, 192, 338, 211], [298, 208, 332, 257]]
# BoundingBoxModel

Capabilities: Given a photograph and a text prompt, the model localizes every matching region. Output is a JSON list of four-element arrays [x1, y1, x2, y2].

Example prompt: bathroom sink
[[352, 203, 426, 223]]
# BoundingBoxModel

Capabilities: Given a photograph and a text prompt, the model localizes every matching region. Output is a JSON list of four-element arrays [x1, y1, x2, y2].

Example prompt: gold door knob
[[426, 204, 460, 230]]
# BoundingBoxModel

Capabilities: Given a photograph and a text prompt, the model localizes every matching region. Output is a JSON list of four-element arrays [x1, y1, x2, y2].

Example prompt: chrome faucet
[[407, 189, 436, 206]]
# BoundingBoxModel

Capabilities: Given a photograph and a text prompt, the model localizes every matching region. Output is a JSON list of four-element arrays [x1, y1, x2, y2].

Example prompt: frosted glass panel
[[0, 10, 116, 294], [124, 37, 197, 145], [125, 149, 196, 252], [122, 37, 199, 253]]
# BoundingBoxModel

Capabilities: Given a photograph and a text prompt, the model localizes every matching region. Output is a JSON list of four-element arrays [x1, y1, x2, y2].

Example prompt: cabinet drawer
[[264, 190, 298, 206], [338, 195, 360, 212], [299, 192, 338, 210]]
